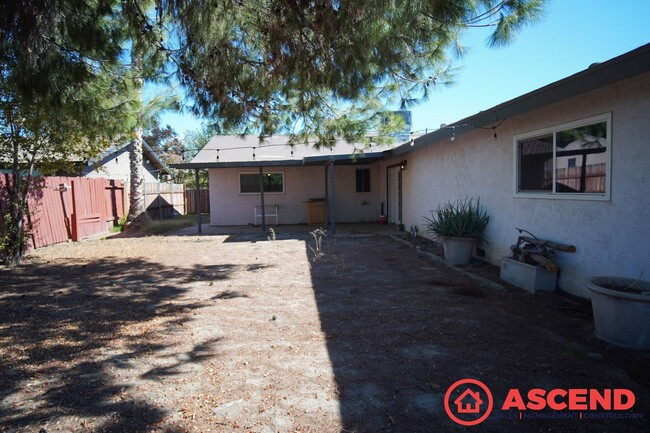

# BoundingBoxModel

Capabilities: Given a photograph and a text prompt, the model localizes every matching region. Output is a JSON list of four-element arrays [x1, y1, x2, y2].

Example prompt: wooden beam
[[519, 236, 576, 253]]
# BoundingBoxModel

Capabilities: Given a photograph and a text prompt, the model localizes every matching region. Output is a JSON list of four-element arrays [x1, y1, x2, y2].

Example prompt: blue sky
[[158, 0, 650, 137]]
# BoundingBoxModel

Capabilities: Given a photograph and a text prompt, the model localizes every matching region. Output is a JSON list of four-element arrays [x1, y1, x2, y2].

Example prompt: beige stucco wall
[[399, 72, 650, 298], [209, 163, 381, 225]]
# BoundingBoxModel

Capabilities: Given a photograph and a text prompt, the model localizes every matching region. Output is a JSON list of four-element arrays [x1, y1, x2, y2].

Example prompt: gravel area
[[1, 231, 648, 433]]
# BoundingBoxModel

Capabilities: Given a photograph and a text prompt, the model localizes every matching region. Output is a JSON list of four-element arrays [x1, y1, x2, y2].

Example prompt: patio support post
[[259, 166, 266, 232], [195, 169, 202, 234], [324, 164, 329, 227], [329, 159, 335, 235]]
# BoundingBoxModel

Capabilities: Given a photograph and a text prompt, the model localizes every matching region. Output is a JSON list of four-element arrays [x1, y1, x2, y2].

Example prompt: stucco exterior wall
[[209, 163, 381, 225], [400, 72, 650, 298]]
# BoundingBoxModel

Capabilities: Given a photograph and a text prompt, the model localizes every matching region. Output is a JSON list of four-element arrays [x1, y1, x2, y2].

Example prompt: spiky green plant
[[424, 198, 490, 238]]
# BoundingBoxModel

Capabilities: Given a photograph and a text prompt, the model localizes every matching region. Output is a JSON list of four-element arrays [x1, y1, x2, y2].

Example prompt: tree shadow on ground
[[308, 235, 650, 433], [0, 258, 235, 432]]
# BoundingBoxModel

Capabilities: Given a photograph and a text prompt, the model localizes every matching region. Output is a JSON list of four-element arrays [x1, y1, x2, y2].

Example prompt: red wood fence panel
[[1, 175, 126, 250], [71, 178, 110, 241], [28, 176, 75, 248], [105, 179, 125, 224]]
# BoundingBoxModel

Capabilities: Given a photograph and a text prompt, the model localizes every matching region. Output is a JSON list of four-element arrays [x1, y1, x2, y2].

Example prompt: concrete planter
[[500, 257, 557, 294], [585, 276, 650, 349], [442, 237, 476, 265]]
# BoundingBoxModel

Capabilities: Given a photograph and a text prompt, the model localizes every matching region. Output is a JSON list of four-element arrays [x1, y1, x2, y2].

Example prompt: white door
[[387, 166, 400, 224]]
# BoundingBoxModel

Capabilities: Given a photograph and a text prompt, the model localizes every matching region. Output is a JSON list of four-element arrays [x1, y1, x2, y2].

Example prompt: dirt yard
[[1, 230, 648, 433]]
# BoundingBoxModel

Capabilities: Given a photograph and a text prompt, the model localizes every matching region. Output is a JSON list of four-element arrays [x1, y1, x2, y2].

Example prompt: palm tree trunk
[[127, 39, 146, 223]]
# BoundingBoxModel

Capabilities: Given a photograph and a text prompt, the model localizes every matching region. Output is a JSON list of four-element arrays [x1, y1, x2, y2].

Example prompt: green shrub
[[423, 198, 490, 238]]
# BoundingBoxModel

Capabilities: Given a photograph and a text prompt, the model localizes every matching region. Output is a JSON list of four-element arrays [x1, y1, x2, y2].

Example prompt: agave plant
[[424, 198, 490, 238]]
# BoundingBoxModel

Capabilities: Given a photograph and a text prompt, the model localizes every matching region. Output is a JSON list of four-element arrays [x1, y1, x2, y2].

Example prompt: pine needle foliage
[[164, 0, 546, 144]]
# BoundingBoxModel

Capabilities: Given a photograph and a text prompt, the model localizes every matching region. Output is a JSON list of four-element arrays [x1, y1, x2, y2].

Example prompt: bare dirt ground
[[1, 230, 649, 433]]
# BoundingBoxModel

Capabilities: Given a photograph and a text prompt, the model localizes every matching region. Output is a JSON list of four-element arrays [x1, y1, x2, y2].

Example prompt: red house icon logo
[[454, 388, 483, 414], [444, 379, 493, 426]]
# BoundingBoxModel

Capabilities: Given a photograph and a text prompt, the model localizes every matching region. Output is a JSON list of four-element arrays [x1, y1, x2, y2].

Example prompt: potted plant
[[584, 276, 650, 349], [423, 198, 490, 265]]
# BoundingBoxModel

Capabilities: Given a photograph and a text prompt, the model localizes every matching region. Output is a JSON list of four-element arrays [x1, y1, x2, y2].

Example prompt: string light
[[184, 121, 504, 163], [407, 119, 504, 143]]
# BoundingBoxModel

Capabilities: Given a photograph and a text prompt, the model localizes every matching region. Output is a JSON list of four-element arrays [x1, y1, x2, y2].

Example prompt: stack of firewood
[[510, 228, 576, 272]]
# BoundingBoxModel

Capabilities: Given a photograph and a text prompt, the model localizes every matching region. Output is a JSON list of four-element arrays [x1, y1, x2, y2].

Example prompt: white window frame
[[513, 113, 612, 201], [239, 171, 286, 195]]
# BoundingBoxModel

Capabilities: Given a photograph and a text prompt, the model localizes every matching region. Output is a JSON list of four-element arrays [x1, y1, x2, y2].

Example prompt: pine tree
[[163, 0, 546, 144], [0, 0, 135, 265]]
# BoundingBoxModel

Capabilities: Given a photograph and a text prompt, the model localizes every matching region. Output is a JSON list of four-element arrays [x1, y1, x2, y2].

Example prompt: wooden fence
[[184, 189, 210, 214], [556, 163, 606, 193], [144, 182, 185, 220], [0, 175, 126, 249]]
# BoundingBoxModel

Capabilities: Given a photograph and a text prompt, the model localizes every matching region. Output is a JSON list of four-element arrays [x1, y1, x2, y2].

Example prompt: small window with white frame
[[515, 113, 611, 200], [239, 172, 285, 194]]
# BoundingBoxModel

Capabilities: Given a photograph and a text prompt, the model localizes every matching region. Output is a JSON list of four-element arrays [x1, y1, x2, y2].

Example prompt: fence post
[[71, 180, 79, 242], [143, 180, 147, 219], [170, 183, 174, 217]]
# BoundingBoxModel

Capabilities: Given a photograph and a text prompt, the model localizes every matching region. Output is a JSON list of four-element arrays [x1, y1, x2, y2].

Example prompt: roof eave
[[391, 42, 650, 156], [171, 151, 390, 169]]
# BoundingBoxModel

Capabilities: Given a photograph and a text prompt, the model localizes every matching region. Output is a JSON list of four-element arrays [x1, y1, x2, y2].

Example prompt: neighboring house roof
[[393, 42, 650, 156], [86, 141, 171, 176], [175, 135, 400, 168]]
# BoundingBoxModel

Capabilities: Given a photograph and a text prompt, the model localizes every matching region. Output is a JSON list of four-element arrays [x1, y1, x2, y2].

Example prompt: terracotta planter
[[442, 237, 476, 265], [584, 276, 650, 349]]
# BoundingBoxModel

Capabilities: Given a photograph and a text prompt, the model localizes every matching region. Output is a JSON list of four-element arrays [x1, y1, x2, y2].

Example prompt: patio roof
[[170, 135, 399, 169]]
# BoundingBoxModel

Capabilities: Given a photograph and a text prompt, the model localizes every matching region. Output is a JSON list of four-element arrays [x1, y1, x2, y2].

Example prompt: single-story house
[[173, 42, 650, 298]]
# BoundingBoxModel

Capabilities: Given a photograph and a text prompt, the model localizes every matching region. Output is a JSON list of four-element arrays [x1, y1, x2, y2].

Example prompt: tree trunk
[[127, 39, 147, 225], [2, 172, 29, 267], [128, 128, 145, 221]]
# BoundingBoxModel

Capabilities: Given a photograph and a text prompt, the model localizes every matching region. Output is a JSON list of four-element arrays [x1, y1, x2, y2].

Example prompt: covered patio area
[[171, 135, 408, 235]]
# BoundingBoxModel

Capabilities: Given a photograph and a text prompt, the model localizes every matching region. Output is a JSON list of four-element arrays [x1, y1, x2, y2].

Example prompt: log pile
[[510, 228, 576, 272]]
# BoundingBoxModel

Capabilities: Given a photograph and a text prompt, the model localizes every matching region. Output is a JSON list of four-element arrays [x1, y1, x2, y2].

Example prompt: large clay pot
[[585, 276, 650, 349]]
